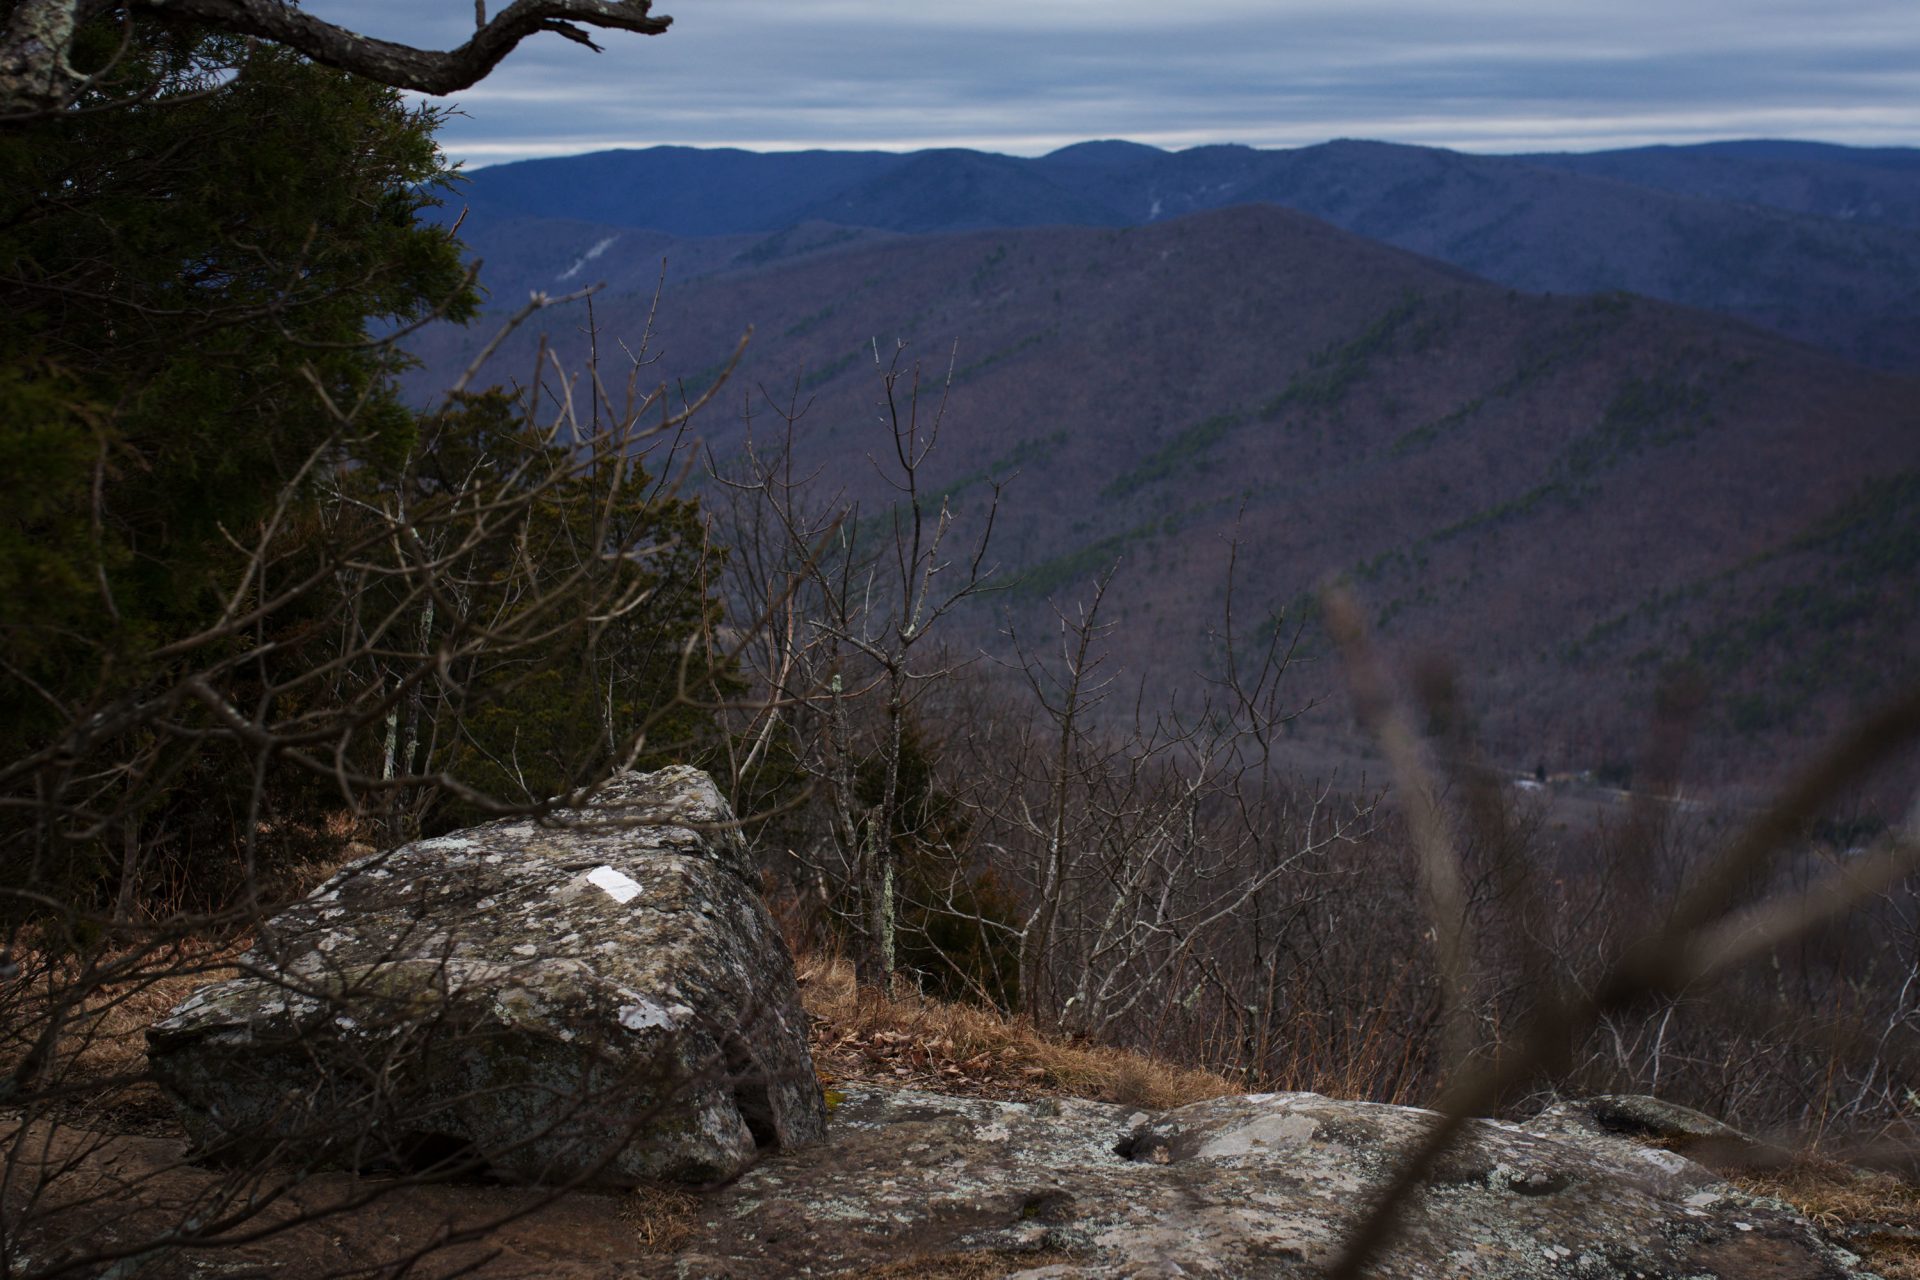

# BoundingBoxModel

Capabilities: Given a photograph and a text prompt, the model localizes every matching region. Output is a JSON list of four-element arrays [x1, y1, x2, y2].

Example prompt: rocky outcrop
[[136, 765, 1874, 1275], [146, 766, 825, 1187], [658, 1085, 1873, 1278], [1527, 1092, 1769, 1170]]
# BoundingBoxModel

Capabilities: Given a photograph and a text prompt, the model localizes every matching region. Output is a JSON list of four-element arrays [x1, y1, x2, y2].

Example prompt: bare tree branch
[[1, 0, 671, 115]]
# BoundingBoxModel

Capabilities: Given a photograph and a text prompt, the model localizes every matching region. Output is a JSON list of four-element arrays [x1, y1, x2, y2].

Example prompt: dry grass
[[0, 937, 247, 1128], [623, 1180, 701, 1252], [1734, 1159, 1920, 1280], [2, 847, 359, 1124], [796, 952, 1237, 1110], [846, 1250, 1076, 1278]]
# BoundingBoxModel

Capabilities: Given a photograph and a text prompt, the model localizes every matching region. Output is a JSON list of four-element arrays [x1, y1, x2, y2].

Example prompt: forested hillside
[[409, 201, 1920, 799]]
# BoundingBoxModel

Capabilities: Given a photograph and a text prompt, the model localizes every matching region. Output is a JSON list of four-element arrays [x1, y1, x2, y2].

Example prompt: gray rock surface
[[147, 766, 824, 1187], [659, 1084, 1875, 1278], [1524, 1092, 1777, 1182], [1528, 1092, 1757, 1147]]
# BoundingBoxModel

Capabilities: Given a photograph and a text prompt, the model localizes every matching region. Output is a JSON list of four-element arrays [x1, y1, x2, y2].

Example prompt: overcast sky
[[307, 0, 1919, 167]]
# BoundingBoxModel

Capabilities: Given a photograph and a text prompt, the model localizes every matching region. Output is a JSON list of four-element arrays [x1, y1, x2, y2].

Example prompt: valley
[[406, 143, 1920, 809]]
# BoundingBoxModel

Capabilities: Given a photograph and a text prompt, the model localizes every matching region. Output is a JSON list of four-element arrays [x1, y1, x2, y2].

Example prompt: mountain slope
[[450, 146, 904, 235], [451, 139, 1920, 372], [793, 149, 1126, 232], [1223, 140, 1920, 375], [450, 216, 902, 305], [1518, 140, 1920, 230], [404, 203, 1920, 798]]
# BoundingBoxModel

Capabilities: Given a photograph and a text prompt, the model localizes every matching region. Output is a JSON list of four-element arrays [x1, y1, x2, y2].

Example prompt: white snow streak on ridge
[[557, 236, 618, 282]]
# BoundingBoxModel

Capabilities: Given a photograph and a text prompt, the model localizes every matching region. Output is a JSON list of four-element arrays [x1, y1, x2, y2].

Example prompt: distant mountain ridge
[[1517, 139, 1920, 227], [449, 137, 1920, 373], [458, 137, 1920, 233], [455, 147, 905, 235]]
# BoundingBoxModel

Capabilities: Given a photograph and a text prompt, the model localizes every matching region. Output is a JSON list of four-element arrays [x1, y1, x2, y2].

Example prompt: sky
[[306, 0, 1920, 167]]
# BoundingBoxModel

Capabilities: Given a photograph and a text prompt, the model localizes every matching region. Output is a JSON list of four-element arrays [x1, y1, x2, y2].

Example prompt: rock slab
[[660, 1085, 1876, 1278], [147, 766, 825, 1186]]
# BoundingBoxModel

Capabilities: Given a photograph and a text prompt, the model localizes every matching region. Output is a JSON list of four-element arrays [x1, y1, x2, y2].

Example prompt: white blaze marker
[[585, 864, 642, 904]]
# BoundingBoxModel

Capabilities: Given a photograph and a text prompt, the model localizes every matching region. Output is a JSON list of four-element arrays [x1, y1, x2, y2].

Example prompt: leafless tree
[[715, 422, 1385, 1044], [708, 340, 1002, 994], [944, 539, 1375, 1044]]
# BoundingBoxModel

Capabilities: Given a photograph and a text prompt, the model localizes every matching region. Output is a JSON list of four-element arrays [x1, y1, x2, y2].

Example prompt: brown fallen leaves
[[814, 1020, 1035, 1092]]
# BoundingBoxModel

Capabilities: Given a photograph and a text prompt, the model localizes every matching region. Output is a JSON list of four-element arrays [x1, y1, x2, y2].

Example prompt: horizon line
[[448, 132, 1913, 171]]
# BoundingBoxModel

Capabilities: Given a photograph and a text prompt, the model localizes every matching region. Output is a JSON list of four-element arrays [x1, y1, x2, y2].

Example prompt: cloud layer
[[305, 0, 1920, 165]]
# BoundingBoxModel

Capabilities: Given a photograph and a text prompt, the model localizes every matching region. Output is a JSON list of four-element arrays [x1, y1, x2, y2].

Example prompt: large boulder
[[146, 766, 825, 1187], [657, 1085, 1874, 1278]]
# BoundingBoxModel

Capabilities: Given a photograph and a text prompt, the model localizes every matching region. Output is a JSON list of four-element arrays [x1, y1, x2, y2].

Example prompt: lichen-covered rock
[[1527, 1093, 1769, 1173], [146, 766, 825, 1187], [655, 1085, 1875, 1278], [1529, 1092, 1755, 1144]]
